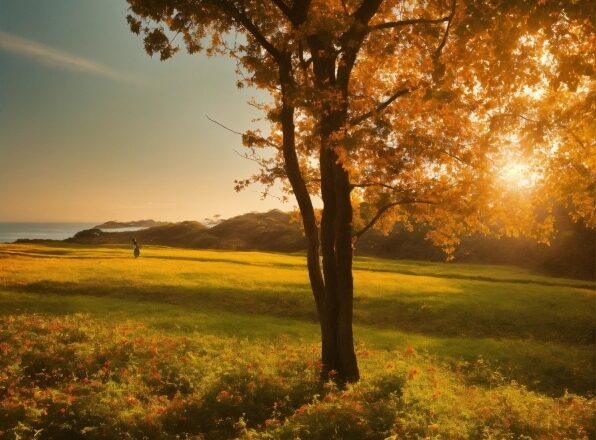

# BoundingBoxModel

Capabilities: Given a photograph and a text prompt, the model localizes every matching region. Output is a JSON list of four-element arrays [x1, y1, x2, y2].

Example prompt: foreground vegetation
[[0, 243, 594, 439]]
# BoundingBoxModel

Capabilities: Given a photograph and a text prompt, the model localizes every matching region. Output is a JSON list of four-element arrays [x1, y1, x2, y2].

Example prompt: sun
[[500, 161, 535, 188]]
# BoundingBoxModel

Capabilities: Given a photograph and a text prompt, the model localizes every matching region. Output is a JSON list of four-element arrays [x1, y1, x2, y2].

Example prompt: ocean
[[0, 222, 97, 243]]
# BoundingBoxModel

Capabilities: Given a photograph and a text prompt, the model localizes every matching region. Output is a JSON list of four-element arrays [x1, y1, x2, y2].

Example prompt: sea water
[[0, 222, 97, 243]]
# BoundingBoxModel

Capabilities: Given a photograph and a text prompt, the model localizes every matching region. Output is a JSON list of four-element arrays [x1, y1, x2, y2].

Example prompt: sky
[[0, 0, 286, 222]]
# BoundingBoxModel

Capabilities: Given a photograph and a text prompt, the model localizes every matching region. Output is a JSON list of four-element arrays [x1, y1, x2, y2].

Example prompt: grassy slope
[[0, 243, 593, 398]]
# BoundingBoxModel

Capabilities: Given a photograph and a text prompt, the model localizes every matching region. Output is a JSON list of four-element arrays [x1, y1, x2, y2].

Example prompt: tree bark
[[318, 141, 359, 383], [278, 54, 327, 346], [320, 135, 341, 378], [333, 157, 359, 382], [319, 105, 360, 383]]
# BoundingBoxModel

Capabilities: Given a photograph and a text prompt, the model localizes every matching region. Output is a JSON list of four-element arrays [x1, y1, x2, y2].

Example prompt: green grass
[[0, 243, 594, 439], [0, 243, 593, 397]]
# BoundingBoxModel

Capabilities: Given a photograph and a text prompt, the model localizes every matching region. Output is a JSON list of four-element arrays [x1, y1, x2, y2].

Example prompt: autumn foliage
[[126, 0, 595, 382]]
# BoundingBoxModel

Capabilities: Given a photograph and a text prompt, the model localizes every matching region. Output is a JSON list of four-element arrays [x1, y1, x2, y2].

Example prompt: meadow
[[0, 243, 594, 439]]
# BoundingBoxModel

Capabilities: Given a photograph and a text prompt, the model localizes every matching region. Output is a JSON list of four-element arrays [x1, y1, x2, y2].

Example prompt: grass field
[[0, 243, 594, 439]]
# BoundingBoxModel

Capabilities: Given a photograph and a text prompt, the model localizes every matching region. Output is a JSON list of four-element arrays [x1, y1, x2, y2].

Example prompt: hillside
[[94, 219, 170, 229], [67, 210, 307, 252], [68, 221, 209, 247], [62, 209, 595, 280]]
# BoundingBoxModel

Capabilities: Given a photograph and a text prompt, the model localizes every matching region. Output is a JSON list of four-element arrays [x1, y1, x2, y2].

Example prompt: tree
[[126, 0, 594, 384]]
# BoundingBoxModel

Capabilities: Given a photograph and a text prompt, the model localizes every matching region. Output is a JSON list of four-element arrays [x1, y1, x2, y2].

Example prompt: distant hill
[[67, 221, 208, 248], [62, 209, 594, 280], [94, 220, 170, 229], [67, 210, 307, 252]]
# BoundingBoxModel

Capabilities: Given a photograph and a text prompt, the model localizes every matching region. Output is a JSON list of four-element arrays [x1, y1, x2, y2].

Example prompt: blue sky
[[0, 0, 283, 221]]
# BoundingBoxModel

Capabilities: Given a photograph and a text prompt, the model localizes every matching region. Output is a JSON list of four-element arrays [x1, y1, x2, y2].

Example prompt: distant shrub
[[0, 314, 593, 439]]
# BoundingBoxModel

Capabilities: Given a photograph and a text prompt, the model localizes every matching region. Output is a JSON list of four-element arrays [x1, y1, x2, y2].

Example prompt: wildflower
[[150, 368, 162, 381], [295, 404, 308, 415], [408, 367, 419, 380], [324, 393, 335, 402]]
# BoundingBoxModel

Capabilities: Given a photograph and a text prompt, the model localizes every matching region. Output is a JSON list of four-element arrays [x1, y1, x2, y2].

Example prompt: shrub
[[1, 314, 593, 439]]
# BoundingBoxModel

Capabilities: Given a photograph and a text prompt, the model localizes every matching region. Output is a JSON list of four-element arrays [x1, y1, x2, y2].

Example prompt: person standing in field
[[132, 238, 140, 258]]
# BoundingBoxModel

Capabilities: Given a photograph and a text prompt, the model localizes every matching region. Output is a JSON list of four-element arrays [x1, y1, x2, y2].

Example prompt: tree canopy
[[127, 0, 594, 382]]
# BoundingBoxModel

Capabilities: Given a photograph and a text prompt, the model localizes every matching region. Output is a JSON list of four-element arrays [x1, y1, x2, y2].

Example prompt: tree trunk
[[280, 45, 360, 384], [278, 55, 328, 368], [299, 0, 383, 384], [319, 108, 360, 384], [332, 158, 359, 383], [320, 140, 341, 378]]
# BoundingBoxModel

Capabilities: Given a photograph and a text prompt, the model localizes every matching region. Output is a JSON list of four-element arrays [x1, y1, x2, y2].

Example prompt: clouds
[[0, 30, 141, 84]]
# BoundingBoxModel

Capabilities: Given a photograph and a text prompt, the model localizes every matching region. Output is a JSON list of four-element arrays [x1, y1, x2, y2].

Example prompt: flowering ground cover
[[0, 244, 594, 439]]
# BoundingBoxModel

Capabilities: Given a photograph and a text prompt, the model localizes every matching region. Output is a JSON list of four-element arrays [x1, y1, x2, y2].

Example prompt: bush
[[1, 315, 593, 439]]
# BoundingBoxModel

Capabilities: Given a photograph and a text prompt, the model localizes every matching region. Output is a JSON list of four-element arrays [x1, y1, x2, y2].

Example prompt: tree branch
[[206, 114, 243, 136], [439, 148, 471, 166], [295, 0, 312, 24], [270, 0, 312, 27], [270, 0, 294, 20], [349, 87, 413, 126], [434, 0, 457, 58], [233, 149, 261, 164], [337, 0, 384, 88], [353, 199, 437, 239], [369, 16, 451, 31], [350, 182, 398, 190], [499, 112, 590, 150], [233, 150, 282, 180], [497, 112, 540, 123], [206, 115, 280, 149], [253, 189, 284, 201], [218, 0, 282, 60]]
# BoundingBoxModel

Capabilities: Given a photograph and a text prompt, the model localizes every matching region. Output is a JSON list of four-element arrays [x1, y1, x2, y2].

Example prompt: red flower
[[408, 367, 419, 380]]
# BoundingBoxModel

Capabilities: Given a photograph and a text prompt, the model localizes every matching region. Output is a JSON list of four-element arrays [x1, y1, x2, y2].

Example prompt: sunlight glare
[[500, 161, 535, 188]]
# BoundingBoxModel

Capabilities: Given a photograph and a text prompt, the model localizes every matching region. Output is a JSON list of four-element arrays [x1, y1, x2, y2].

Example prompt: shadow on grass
[[1, 286, 594, 397], [357, 267, 595, 290], [8, 279, 595, 347]]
